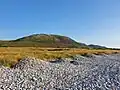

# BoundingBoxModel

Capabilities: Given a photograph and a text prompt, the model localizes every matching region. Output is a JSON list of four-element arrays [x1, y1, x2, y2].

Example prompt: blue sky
[[0, 0, 120, 48]]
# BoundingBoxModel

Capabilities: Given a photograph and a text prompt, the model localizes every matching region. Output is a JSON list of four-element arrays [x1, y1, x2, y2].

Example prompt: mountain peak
[[16, 34, 73, 43], [0, 34, 107, 49], [0, 34, 85, 48]]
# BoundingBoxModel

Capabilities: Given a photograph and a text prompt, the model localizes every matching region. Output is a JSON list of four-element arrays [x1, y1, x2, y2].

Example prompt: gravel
[[0, 54, 120, 90]]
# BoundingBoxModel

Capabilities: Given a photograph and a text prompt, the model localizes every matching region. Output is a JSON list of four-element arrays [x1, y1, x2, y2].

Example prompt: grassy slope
[[0, 34, 118, 67], [0, 34, 88, 48]]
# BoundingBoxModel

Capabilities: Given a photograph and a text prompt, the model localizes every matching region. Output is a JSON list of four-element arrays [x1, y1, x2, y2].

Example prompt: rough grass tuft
[[0, 47, 119, 67]]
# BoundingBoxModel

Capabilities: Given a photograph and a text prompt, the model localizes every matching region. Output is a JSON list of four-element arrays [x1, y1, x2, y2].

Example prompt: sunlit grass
[[0, 47, 119, 67]]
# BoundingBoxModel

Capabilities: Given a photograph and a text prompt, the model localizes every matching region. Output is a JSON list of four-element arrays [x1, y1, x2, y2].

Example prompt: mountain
[[0, 34, 109, 49], [0, 34, 89, 48], [88, 44, 107, 49]]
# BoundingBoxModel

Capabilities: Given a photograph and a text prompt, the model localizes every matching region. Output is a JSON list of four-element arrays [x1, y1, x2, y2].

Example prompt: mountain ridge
[[0, 34, 107, 49]]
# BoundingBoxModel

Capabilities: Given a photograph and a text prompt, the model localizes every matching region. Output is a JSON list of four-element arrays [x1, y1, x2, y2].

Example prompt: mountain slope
[[0, 34, 88, 48], [88, 44, 107, 49]]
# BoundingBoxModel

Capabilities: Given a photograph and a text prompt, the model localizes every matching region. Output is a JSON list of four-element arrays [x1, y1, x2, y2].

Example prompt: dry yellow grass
[[0, 47, 120, 67]]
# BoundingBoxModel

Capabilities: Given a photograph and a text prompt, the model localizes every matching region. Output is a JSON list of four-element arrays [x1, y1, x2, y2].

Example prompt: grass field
[[0, 47, 120, 67]]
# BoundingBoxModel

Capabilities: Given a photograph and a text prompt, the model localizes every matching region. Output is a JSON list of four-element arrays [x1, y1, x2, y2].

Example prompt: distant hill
[[88, 44, 107, 49], [0, 34, 88, 48], [0, 34, 109, 49]]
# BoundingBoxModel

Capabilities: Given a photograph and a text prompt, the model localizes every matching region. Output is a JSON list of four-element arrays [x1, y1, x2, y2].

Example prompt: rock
[[0, 54, 120, 89], [49, 59, 65, 63], [70, 61, 79, 65]]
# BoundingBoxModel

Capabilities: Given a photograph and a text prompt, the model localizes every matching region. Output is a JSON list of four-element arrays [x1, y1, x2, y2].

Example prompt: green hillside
[[0, 34, 88, 48]]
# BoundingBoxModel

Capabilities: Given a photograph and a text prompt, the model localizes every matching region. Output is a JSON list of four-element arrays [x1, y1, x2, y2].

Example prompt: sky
[[0, 0, 120, 48]]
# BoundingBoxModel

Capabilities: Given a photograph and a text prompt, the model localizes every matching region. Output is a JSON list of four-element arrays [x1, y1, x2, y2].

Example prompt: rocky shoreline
[[0, 54, 120, 90]]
